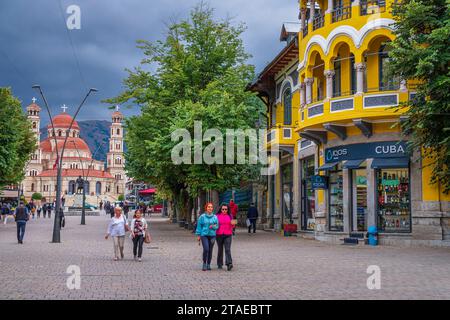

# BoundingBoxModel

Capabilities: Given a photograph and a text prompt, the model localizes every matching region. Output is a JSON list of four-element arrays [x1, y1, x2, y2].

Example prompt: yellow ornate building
[[251, 0, 449, 246]]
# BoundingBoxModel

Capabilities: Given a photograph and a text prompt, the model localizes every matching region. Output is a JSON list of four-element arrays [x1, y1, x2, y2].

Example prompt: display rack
[[329, 170, 343, 231]]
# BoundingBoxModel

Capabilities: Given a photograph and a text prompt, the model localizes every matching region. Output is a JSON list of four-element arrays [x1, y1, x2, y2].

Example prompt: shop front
[[318, 141, 411, 235]]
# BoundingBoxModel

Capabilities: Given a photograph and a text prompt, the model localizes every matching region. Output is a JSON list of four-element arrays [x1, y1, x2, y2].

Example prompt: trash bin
[[367, 226, 378, 246]]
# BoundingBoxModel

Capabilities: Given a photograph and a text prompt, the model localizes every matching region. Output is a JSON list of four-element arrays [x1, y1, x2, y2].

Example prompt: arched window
[[96, 182, 102, 195], [379, 44, 397, 91], [68, 180, 76, 194], [350, 53, 356, 94], [32, 122, 37, 129], [58, 130, 62, 137], [117, 186, 119, 194], [333, 55, 341, 97], [84, 181, 90, 194], [73, 131, 76, 137], [117, 128, 120, 135], [31, 183, 35, 192], [283, 86, 292, 125]]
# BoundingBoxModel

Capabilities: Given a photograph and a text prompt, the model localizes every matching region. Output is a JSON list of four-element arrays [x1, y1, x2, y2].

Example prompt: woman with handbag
[[105, 207, 129, 261], [130, 209, 148, 262], [216, 203, 235, 271]]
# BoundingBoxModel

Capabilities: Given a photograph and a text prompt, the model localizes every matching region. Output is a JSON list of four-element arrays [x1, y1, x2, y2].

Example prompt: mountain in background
[[40, 120, 124, 163]]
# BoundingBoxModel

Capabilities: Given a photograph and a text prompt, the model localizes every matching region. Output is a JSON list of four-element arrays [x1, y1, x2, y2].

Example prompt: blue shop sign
[[325, 141, 408, 163], [311, 175, 328, 190]]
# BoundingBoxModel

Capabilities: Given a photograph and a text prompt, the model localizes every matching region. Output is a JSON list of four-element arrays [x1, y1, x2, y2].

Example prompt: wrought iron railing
[[313, 14, 325, 30], [332, 6, 352, 23], [302, 21, 309, 38], [360, 0, 386, 16]]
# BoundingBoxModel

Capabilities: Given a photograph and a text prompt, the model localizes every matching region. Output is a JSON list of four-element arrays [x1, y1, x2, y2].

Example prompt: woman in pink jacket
[[215, 203, 236, 271]]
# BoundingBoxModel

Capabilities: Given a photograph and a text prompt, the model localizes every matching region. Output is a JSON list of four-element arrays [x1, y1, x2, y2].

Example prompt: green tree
[[0, 88, 36, 189], [31, 193, 43, 201], [107, 3, 264, 221], [118, 194, 125, 201], [388, 0, 450, 192]]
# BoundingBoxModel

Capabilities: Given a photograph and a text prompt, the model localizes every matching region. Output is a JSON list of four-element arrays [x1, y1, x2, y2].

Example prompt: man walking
[[47, 203, 52, 219], [42, 203, 47, 218], [14, 202, 29, 244], [246, 203, 258, 234]]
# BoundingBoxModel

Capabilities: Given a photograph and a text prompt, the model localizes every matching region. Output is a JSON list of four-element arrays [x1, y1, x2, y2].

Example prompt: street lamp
[[32, 85, 98, 243], [71, 140, 105, 225]]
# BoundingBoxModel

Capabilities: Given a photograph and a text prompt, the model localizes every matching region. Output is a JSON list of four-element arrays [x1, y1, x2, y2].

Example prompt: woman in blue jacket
[[195, 202, 219, 271]]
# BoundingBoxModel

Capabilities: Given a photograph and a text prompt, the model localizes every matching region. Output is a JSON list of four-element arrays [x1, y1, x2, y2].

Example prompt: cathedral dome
[[49, 113, 80, 130]]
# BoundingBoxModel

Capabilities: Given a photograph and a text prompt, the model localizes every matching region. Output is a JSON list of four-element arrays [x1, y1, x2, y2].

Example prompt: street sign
[[311, 175, 328, 190]]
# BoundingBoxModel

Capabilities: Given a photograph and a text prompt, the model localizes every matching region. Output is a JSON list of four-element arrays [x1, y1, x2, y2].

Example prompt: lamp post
[[71, 140, 105, 225], [32, 85, 98, 243]]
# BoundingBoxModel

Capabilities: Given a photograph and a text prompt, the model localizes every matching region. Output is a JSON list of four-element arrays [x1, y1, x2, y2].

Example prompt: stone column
[[309, 0, 315, 24], [355, 62, 366, 95], [324, 70, 335, 100], [305, 78, 314, 104], [300, 8, 307, 32], [300, 82, 306, 106], [366, 159, 377, 228], [400, 79, 407, 92]]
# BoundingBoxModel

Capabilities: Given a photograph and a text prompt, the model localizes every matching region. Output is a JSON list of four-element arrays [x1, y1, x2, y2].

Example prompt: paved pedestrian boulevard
[[0, 214, 449, 300]]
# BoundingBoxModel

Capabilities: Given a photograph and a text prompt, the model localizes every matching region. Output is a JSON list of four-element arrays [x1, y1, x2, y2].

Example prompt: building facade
[[251, 0, 450, 246], [21, 100, 127, 206]]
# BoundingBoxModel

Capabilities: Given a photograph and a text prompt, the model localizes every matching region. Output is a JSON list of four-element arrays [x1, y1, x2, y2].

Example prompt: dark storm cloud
[[0, 0, 298, 124]]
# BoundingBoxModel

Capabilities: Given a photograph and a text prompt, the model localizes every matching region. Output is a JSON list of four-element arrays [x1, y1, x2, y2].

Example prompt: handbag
[[144, 230, 151, 244], [123, 215, 130, 232], [246, 218, 251, 227], [61, 217, 65, 228]]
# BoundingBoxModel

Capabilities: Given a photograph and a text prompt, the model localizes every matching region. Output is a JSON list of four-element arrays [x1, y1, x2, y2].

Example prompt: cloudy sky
[[0, 0, 298, 123]]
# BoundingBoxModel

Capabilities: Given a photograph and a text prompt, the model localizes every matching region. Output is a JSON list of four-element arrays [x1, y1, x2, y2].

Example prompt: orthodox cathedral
[[22, 98, 126, 206]]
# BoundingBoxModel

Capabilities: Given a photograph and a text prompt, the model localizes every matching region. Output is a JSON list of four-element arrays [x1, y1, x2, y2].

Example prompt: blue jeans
[[16, 221, 27, 241], [200, 236, 216, 265]]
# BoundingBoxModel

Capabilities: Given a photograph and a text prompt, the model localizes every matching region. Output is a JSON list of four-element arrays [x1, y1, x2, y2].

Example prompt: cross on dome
[[116, 105, 120, 111], [32, 97, 37, 103], [61, 104, 68, 113]]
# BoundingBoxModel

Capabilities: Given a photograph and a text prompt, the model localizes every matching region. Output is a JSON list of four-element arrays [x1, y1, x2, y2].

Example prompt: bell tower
[[107, 106, 126, 197], [27, 97, 41, 164]]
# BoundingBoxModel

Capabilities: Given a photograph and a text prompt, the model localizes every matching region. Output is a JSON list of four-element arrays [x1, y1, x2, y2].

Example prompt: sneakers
[[207, 264, 211, 270], [227, 264, 233, 271], [202, 264, 207, 271], [113, 257, 118, 261], [138, 258, 142, 262], [218, 265, 223, 269]]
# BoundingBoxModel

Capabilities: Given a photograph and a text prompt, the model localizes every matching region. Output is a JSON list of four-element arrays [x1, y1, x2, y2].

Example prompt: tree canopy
[[0, 87, 36, 189], [106, 3, 264, 219], [388, 0, 450, 193]]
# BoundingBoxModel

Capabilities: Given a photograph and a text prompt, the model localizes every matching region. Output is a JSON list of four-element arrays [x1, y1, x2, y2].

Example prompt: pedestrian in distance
[[99, 200, 103, 211], [216, 203, 236, 271], [247, 202, 258, 234], [47, 204, 52, 219], [1, 203, 10, 222], [109, 203, 115, 218], [195, 202, 219, 271], [229, 199, 238, 235], [105, 207, 129, 261], [123, 201, 130, 219], [130, 209, 148, 262], [37, 205, 41, 218], [3, 204, 13, 225], [59, 207, 65, 229], [14, 202, 29, 244]]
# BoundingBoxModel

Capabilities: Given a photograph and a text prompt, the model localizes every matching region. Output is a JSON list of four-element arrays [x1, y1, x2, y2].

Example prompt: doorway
[[352, 166, 368, 231]]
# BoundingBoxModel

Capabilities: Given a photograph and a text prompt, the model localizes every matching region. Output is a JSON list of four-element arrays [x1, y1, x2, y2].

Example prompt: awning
[[371, 157, 409, 169], [139, 188, 156, 195], [318, 162, 339, 171], [344, 159, 365, 169]]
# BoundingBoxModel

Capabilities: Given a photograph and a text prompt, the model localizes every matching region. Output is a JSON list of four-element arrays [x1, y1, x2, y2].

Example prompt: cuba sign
[[325, 141, 408, 163]]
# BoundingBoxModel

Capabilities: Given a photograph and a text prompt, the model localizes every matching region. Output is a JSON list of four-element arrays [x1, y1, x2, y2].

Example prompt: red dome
[[49, 113, 80, 130], [40, 137, 91, 153]]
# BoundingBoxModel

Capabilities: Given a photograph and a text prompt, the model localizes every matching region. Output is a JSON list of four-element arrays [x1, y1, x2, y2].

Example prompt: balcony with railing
[[313, 13, 325, 30], [332, 5, 352, 23], [360, 0, 387, 16]]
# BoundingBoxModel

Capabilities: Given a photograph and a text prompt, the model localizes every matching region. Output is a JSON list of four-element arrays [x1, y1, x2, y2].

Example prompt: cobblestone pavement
[[0, 213, 449, 300]]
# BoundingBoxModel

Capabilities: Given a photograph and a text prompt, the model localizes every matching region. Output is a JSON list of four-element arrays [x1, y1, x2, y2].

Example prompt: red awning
[[139, 188, 156, 195]]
